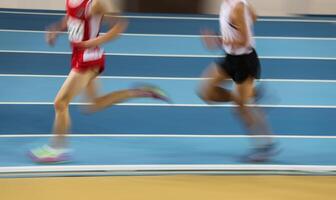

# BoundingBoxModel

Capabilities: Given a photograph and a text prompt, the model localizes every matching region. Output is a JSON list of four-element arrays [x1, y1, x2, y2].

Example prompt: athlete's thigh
[[55, 69, 97, 103], [201, 63, 231, 90], [85, 77, 100, 102], [235, 77, 255, 103]]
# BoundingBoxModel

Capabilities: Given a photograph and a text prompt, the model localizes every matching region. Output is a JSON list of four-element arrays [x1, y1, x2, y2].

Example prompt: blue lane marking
[[128, 19, 336, 37], [0, 105, 336, 136], [1, 53, 336, 80], [0, 12, 336, 37], [1, 137, 336, 166], [254, 21, 336, 38], [1, 32, 336, 58], [1, 77, 336, 106]]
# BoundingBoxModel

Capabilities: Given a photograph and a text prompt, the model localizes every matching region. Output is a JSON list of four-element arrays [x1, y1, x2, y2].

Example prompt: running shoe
[[29, 145, 71, 164], [135, 84, 172, 103], [243, 143, 280, 163]]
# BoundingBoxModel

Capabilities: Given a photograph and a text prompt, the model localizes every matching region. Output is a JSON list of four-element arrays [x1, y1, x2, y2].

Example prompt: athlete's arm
[[74, 0, 128, 49], [227, 2, 249, 47], [247, 3, 258, 23], [46, 16, 68, 46], [201, 29, 222, 50]]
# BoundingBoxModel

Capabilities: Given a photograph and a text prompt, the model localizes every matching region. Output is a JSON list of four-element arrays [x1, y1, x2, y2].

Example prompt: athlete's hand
[[73, 38, 100, 49], [201, 29, 222, 50], [45, 17, 67, 46], [46, 31, 58, 46]]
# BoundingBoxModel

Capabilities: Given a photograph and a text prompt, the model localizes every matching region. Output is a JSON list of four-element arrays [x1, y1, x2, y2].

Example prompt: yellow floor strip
[[0, 176, 335, 200]]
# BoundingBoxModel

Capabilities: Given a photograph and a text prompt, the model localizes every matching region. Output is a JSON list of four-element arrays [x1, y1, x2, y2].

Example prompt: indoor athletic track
[[0, 9, 336, 175]]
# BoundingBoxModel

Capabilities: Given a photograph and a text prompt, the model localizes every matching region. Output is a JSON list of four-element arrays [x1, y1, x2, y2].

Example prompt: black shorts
[[216, 49, 261, 84]]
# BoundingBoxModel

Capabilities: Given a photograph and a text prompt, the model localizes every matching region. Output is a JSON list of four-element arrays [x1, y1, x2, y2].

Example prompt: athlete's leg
[[84, 75, 139, 111], [200, 65, 254, 128], [85, 76, 170, 113], [52, 69, 98, 148], [235, 78, 272, 136], [29, 69, 98, 163], [199, 64, 242, 105], [234, 77, 257, 127], [87, 87, 168, 112], [235, 78, 275, 161], [85, 76, 99, 102]]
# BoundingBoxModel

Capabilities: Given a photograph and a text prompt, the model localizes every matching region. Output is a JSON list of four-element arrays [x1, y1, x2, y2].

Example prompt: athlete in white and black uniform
[[200, 0, 276, 162], [218, 0, 260, 83]]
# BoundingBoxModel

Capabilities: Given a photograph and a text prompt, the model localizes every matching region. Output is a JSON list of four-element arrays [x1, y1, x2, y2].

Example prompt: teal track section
[[0, 10, 336, 171], [1, 31, 336, 58], [0, 105, 336, 135], [1, 137, 336, 167]]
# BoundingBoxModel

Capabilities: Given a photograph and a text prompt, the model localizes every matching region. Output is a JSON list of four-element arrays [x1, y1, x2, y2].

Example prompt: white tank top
[[219, 0, 255, 55]]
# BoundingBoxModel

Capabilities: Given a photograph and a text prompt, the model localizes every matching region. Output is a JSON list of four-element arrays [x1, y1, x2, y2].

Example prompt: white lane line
[[254, 36, 336, 41], [1, 74, 336, 83], [0, 10, 65, 16], [0, 171, 322, 177], [1, 165, 335, 173], [0, 102, 336, 109], [1, 29, 336, 40], [0, 10, 336, 23], [0, 50, 335, 60], [0, 134, 335, 139]]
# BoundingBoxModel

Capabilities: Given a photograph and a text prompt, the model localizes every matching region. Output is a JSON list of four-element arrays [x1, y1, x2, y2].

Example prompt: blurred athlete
[[29, 0, 169, 163], [200, 0, 276, 162]]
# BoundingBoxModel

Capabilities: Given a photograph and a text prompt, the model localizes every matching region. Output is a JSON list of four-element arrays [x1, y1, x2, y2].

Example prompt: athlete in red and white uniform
[[67, 0, 105, 73], [29, 0, 170, 163]]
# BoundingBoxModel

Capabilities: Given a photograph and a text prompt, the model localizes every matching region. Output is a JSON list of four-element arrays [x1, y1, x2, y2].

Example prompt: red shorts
[[71, 47, 105, 74]]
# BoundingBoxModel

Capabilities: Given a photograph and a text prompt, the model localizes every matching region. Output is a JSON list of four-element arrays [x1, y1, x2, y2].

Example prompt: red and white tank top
[[66, 0, 103, 46]]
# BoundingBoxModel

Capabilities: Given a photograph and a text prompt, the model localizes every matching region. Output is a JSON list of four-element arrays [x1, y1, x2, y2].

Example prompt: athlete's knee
[[54, 98, 70, 112], [236, 91, 253, 106], [90, 97, 103, 107], [198, 86, 212, 102], [85, 97, 104, 113]]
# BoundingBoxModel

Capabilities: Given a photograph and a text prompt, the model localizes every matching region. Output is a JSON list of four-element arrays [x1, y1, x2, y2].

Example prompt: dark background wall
[[124, 0, 202, 13]]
